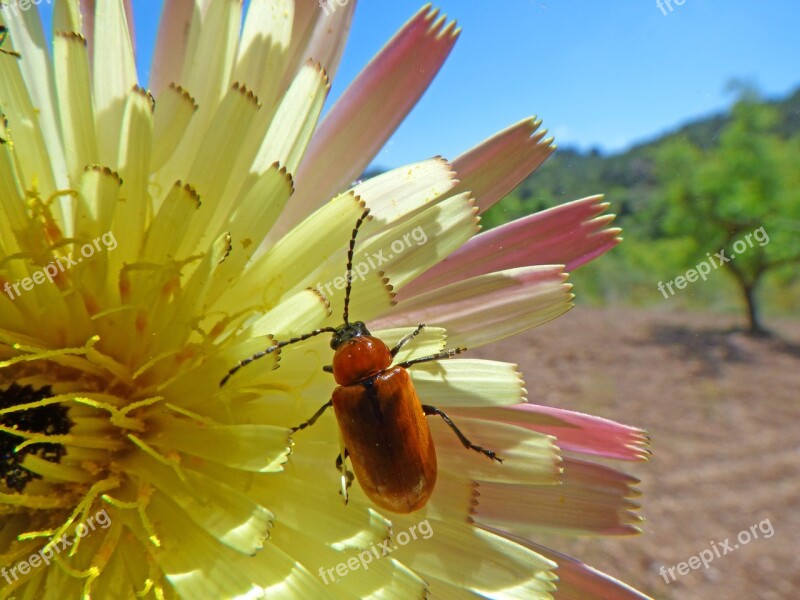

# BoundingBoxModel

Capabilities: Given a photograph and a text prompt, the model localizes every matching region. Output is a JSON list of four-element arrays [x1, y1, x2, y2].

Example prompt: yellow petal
[[54, 31, 98, 185], [410, 359, 526, 408], [150, 83, 198, 173], [234, 0, 293, 105], [92, 0, 138, 166]]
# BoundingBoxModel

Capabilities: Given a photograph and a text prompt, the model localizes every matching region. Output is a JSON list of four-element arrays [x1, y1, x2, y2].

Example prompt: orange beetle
[[221, 209, 500, 513]]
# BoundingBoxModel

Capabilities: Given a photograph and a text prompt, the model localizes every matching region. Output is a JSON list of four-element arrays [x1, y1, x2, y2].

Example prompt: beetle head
[[330, 321, 371, 350]]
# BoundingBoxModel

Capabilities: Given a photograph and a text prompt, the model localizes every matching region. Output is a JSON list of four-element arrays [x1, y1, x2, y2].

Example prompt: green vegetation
[[483, 86, 800, 332]]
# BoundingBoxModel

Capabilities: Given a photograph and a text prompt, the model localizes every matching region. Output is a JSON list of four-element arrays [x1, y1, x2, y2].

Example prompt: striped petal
[[178, 0, 241, 121], [113, 86, 154, 269], [279, 6, 460, 233], [473, 458, 643, 537], [2, 5, 68, 191], [356, 192, 479, 295], [0, 47, 60, 202], [431, 416, 561, 486], [409, 359, 527, 408], [149, 83, 198, 172], [271, 525, 427, 599], [176, 81, 264, 256], [302, 0, 356, 82], [389, 518, 557, 599], [353, 156, 457, 225], [522, 540, 655, 600], [148, 0, 195, 95], [53, 31, 97, 185], [464, 404, 651, 462], [233, 0, 293, 106], [132, 491, 330, 599], [251, 59, 329, 177], [92, 0, 138, 166], [452, 117, 555, 213], [122, 452, 275, 555], [147, 415, 291, 473], [375, 266, 574, 348], [402, 195, 621, 298]]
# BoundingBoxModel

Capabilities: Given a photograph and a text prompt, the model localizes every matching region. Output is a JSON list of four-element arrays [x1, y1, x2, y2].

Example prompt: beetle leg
[[394, 346, 466, 369], [422, 405, 503, 462], [335, 449, 349, 470], [322, 365, 334, 373], [390, 323, 426, 357], [289, 400, 333, 433], [335, 450, 354, 503]]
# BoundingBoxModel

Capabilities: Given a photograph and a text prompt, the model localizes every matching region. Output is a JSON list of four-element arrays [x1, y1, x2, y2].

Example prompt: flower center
[[0, 383, 72, 492]]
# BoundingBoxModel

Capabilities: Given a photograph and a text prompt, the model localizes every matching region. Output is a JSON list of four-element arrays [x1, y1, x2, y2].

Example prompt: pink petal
[[453, 117, 555, 213], [401, 195, 621, 298], [302, 1, 356, 82], [277, 6, 460, 234], [80, 1, 133, 68], [149, 0, 195, 95], [284, 0, 324, 77], [481, 528, 655, 600], [474, 458, 643, 538], [124, 0, 135, 54], [537, 547, 655, 600], [373, 266, 573, 348], [461, 404, 650, 462], [79, 0, 95, 53]]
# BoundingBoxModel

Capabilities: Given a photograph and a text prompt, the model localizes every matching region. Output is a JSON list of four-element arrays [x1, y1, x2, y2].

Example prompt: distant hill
[[478, 85, 800, 315], [482, 86, 800, 232]]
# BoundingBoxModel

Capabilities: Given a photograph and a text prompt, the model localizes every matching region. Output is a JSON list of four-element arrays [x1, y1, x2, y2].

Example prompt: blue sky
[[38, 1, 800, 169]]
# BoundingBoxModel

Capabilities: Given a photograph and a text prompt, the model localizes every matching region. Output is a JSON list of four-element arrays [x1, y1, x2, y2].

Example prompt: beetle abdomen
[[332, 367, 437, 513]]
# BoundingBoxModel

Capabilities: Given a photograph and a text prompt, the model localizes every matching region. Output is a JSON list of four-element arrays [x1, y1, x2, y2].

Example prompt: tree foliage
[[654, 90, 800, 333], [463, 86, 800, 325]]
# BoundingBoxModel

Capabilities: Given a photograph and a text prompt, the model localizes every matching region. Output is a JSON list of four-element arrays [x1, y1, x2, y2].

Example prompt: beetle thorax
[[332, 336, 392, 385]]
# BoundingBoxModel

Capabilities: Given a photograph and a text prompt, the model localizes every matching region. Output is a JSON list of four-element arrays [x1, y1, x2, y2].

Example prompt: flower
[[0, 2, 652, 599]]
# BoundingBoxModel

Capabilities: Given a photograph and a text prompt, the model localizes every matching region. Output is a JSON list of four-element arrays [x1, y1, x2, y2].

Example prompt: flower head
[[0, 2, 651, 598]]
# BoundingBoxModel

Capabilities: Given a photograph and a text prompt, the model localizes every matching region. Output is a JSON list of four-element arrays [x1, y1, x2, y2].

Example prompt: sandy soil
[[473, 306, 800, 600]]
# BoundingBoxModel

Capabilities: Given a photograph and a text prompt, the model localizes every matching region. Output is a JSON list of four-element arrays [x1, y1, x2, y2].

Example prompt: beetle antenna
[[343, 208, 370, 325], [220, 326, 338, 387]]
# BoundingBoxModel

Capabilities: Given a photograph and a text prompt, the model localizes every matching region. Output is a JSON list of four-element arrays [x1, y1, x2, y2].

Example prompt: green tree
[[655, 91, 800, 334]]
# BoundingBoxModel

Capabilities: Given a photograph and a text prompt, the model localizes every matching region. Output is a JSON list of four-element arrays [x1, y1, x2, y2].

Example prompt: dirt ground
[[473, 306, 800, 600]]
